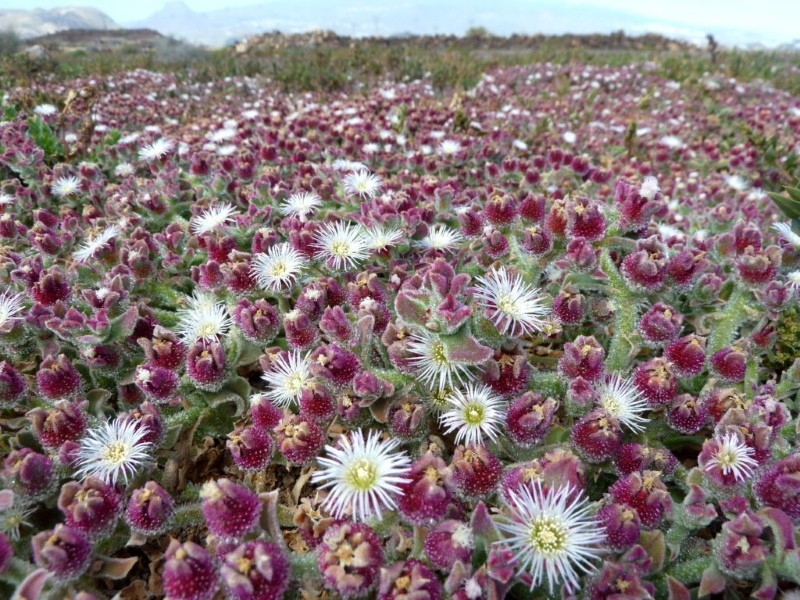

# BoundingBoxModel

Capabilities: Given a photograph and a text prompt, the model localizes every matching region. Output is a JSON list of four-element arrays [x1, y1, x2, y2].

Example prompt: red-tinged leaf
[[698, 565, 726, 597], [12, 568, 51, 600], [95, 556, 140, 579], [667, 576, 691, 600]]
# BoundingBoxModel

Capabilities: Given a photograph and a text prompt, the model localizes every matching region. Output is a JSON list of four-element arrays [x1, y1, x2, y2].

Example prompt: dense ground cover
[[1, 52, 800, 599]]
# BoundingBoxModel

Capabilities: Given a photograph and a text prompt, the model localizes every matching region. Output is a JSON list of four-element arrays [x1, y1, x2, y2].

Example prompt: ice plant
[[175, 292, 233, 343], [51, 175, 81, 198], [313, 221, 370, 271], [138, 138, 174, 161], [0, 291, 24, 330], [419, 224, 463, 252], [73, 225, 121, 262], [772, 221, 800, 249], [495, 481, 605, 593], [701, 431, 759, 483], [474, 267, 550, 336], [406, 329, 473, 391], [190, 203, 240, 236], [261, 349, 313, 407], [251, 242, 307, 291], [595, 374, 650, 433], [439, 383, 505, 446], [312, 429, 411, 522], [342, 169, 383, 198], [280, 191, 322, 220], [74, 418, 152, 485]]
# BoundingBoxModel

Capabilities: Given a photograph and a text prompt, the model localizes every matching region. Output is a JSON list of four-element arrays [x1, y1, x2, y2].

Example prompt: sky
[[3, 0, 798, 46]]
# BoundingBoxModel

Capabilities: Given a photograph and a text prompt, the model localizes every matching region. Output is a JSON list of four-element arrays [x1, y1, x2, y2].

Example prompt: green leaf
[[27, 115, 63, 160], [767, 189, 800, 219]]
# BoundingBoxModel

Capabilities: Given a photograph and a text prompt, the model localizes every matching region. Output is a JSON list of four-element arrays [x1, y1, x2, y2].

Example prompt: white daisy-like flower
[[725, 174, 748, 191], [52, 175, 81, 198], [0, 290, 25, 329], [0, 503, 34, 540], [138, 138, 174, 162], [280, 191, 322, 220], [312, 429, 412, 522], [704, 431, 758, 482], [114, 162, 135, 177], [563, 131, 577, 144], [786, 270, 800, 291], [437, 140, 462, 155], [33, 103, 58, 117], [364, 225, 404, 251], [190, 203, 240, 236], [772, 222, 800, 249], [639, 176, 660, 200], [261, 349, 313, 407], [495, 481, 605, 594], [0, 192, 13, 205], [74, 418, 152, 486], [595, 374, 650, 433], [313, 221, 370, 271], [175, 292, 232, 342], [332, 159, 368, 172], [474, 267, 550, 337], [251, 243, 308, 291], [342, 169, 383, 199], [419, 224, 463, 252], [73, 225, 121, 262], [407, 329, 472, 391], [439, 383, 506, 446]]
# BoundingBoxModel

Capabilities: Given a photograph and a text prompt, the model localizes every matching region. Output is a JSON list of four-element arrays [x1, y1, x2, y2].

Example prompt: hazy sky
[[4, 0, 798, 44]]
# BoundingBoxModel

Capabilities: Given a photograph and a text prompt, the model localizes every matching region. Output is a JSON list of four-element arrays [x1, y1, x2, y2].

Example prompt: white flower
[[563, 131, 577, 144], [407, 329, 473, 391], [439, 384, 505, 446], [419, 224, 463, 252], [639, 176, 660, 200], [596, 374, 650, 433], [190, 203, 240, 236], [0, 290, 25, 329], [787, 270, 800, 291], [659, 135, 684, 149], [138, 138, 174, 162], [513, 139, 529, 151], [313, 221, 369, 271], [74, 418, 152, 485], [342, 170, 383, 199], [772, 222, 800, 249], [280, 192, 322, 220], [0, 192, 13, 205], [34, 103, 57, 117], [474, 267, 550, 336], [704, 431, 758, 482], [52, 175, 81, 198], [725, 174, 748, 191], [0, 503, 34, 540], [495, 481, 605, 594], [438, 140, 462, 155], [114, 162, 134, 177], [175, 292, 232, 342], [251, 243, 307, 291], [312, 429, 411, 522], [73, 225, 121, 262], [332, 159, 368, 172], [364, 225, 404, 251], [261, 350, 313, 407]]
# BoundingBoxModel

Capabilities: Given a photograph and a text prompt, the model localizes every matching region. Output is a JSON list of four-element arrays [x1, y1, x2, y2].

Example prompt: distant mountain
[[0, 6, 119, 39]]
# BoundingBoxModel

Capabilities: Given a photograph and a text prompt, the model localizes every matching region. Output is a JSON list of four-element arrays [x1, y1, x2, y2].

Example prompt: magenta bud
[[126, 480, 174, 535], [187, 339, 228, 391], [250, 394, 282, 430], [31, 268, 71, 305], [666, 393, 707, 433], [620, 237, 668, 292], [139, 326, 186, 370], [233, 298, 280, 345], [609, 471, 671, 529], [506, 391, 557, 447], [309, 344, 360, 388], [596, 504, 641, 551], [283, 309, 318, 349], [220, 540, 291, 600], [552, 285, 585, 325], [558, 335, 605, 381], [736, 247, 778, 286], [274, 413, 324, 465], [200, 478, 260, 540], [36, 353, 82, 400], [567, 376, 598, 408], [379, 558, 442, 600], [564, 237, 598, 272], [566, 197, 605, 241], [667, 248, 705, 289], [3, 447, 54, 499], [519, 194, 546, 222], [58, 477, 121, 538], [32, 524, 92, 581], [716, 512, 768, 578], [317, 521, 383, 598], [424, 520, 474, 569], [614, 443, 677, 477], [458, 206, 484, 237], [163, 539, 218, 600], [398, 453, 452, 526], [387, 397, 428, 441], [27, 400, 87, 449], [481, 347, 529, 398], [633, 357, 677, 406], [571, 409, 622, 463], [754, 454, 800, 522], [227, 425, 274, 472], [638, 302, 683, 345], [664, 334, 706, 376], [299, 381, 336, 422], [481, 227, 509, 259], [709, 346, 747, 382], [484, 193, 518, 226], [451, 444, 503, 499], [319, 306, 356, 345], [520, 223, 553, 255], [118, 401, 165, 447], [135, 363, 179, 403], [0, 361, 27, 406]]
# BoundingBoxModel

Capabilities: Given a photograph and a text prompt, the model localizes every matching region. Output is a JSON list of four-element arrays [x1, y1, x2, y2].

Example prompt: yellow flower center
[[103, 441, 128, 465], [528, 516, 568, 555], [346, 458, 377, 491], [463, 402, 485, 426]]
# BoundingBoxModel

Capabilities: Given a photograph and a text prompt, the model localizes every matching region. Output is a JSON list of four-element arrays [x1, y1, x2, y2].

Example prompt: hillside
[[0, 6, 118, 39]]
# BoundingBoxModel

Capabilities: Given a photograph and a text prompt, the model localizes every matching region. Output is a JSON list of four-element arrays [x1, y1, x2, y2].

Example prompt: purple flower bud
[[566, 376, 598, 408], [227, 425, 274, 472], [614, 178, 662, 231], [424, 520, 474, 570], [387, 397, 428, 441], [31, 268, 70, 305], [558, 335, 605, 381], [481, 227, 509, 259], [620, 236, 668, 292], [126, 481, 174, 535], [709, 346, 747, 382], [506, 391, 557, 447], [297, 380, 335, 422], [588, 555, 655, 600], [283, 309, 318, 349], [614, 443, 677, 477], [58, 477, 121, 538], [274, 413, 324, 465], [481, 347, 529, 398], [32, 524, 92, 581], [317, 521, 384, 598], [564, 237, 598, 272], [716, 512, 768, 578], [0, 361, 26, 406], [200, 479, 260, 540], [233, 298, 280, 345], [755, 455, 800, 523], [458, 206, 483, 237], [666, 248, 706, 289], [571, 409, 622, 463], [398, 452, 452, 526], [379, 558, 442, 600], [27, 400, 87, 449], [736, 247, 778, 286], [638, 302, 683, 345], [319, 305, 356, 345], [309, 344, 360, 388], [135, 363, 179, 403], [552, 285, 585, 325], [36, 354, 82, 400], [3, 447, 54, 499], [451, 445, 502, 499], [664, 334, 706, 376], [633, 357, 677, 406], [187, 339, 228, 391], [520, 223, 553, 255], [666, 393, 707, 433], [609, 471, 671, 529], [566, 197, 605, 241], [163, 539, 218, 600], [220, 540, 290, 600], [250, 394, 282, 430], [596, 504, 640, 551], [117, 401, 165, 447], [139, 326, 186, 370]]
